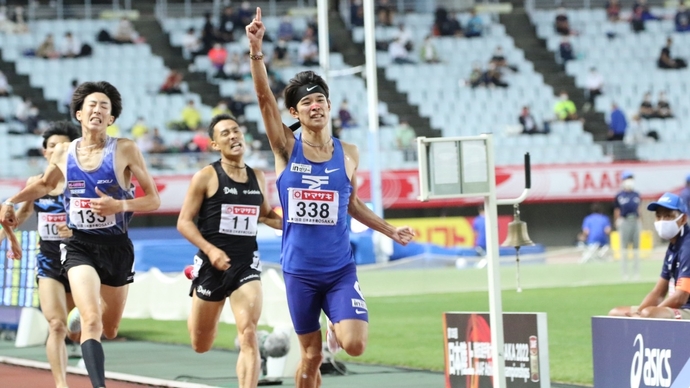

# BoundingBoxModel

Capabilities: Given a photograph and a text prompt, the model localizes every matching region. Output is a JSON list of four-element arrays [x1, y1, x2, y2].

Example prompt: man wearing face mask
[[614, 171, 641, 279], [609, 192, 690, 319]]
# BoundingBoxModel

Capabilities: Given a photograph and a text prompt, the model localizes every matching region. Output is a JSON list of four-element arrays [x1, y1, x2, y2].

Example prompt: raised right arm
[[247, 7, 294, 170]]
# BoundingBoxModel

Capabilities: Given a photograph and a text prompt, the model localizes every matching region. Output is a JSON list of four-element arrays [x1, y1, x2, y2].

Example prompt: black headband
[[287, 84, 328, 132], [290, 84, 328, 109]]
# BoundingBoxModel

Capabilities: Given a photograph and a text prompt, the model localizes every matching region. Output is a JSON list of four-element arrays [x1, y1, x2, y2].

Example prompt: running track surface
[[0, 363, 160, 388]]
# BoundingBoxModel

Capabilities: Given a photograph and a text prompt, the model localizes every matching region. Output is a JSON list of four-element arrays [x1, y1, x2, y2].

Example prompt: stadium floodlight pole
[[317, 0, 332, 137], [363, 0, 384, 217]]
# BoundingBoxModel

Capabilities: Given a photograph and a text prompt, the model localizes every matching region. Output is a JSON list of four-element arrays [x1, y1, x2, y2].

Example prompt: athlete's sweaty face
[[292, 93, 330, 131], [43, 135, 71, 161], [211, 119, 244, 156], [75, 92, 114, 132]]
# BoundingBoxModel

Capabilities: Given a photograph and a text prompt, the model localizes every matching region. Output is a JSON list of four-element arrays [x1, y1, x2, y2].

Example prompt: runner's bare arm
[[177, 167, 218, 255], [121, 139, 160, 213], [0, 175, 39, 241], [247, 7, 294, 166], [0, 147, 66, 226], [255, 169, 282, 230]]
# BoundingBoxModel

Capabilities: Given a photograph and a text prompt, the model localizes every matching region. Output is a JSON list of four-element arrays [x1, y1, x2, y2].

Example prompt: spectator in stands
[[658, 37, 687, 69], [626, 114, 658, 144], [554, 91, 579, 121], [268, 72, 287, 99], [559, 36, 575, 63], [420, 35, 440, 64], [130, 117, 148, 140], [676, 1, 690, 31], [433, 8, 460, 37], [389, 37, 415, 64], [9, 6, 28, 34], [230, 79, 256, 116], [466, 63, 486, 88], [237, 1, 255, 31], [218, 6, 237, 42], [211, 100, 232, 117], [180, 100, 202, 131], [201, 12, 217, 52], [519, 106, 545, 135], [62, 79, 78, 116], [555, 7, 572, 35], [221, 52, 244, 81], [465, 10, 484, 38], [638, 92, 655, 118], [160, 71, 183, 94], [633, 0, 660, 21], [338, 100, 357, 129], [630, 7, 646, 32], [584, 67, 604, 112], [13, 96, 40, 134], [351, 0, 364, 27], [607, 103, 627, 141], [208, 43, 228, 78], [579, 203, 612, 263], [191, 127, 211, 152], [485, 64, 509, 88], [376, 0, 394, 26], [36, 34, 60, 59], [278, 16, 296, 41], [298, 36, 319, 66], [182, 27, 205, 58], [272, 38, 291, 68], [655, 91, 674, 118], [113, 18, 139, 44], [490, 46, 518, 72], [606, 0, 621, 21], [60, 32, 82, 58], [0, 71, 8, 96], [395, 119, 417, 162], [395, 23, 413, 52]]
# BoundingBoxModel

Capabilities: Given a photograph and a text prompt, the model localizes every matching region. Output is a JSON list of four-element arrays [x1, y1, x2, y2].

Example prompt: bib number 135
[[70, 198, 116, 230]]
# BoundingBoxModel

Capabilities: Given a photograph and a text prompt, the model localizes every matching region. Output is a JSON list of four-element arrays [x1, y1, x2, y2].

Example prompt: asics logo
[[302, 175, 329, 189]]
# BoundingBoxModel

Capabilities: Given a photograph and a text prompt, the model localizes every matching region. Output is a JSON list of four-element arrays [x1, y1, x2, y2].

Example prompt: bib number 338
[[287, 188, 338, 226], [69, 198, 115, 230]]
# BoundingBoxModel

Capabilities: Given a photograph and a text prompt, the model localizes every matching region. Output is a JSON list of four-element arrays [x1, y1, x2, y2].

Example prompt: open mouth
[[230, 142, 242, 150], [89, 117, 102, 124]]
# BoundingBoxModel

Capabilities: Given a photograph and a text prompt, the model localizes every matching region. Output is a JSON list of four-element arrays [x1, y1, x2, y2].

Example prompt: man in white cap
[[609, 192, 690, 319]]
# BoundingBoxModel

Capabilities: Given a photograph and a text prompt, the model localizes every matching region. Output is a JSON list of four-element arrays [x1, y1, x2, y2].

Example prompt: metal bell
[[502, 204, 534, 248]]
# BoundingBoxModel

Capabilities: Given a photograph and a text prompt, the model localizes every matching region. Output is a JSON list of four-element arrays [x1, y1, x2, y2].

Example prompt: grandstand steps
[[500, 8, 623, 151], [0, 49, 62, 122], [130, 16, 267, 148], [329, 13, 440, 138]]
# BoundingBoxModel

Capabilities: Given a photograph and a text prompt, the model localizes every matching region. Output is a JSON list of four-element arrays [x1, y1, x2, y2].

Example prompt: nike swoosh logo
[[325, 168, 339, 174], [306, 85, 317, 91], [355, 309, 367, 314]]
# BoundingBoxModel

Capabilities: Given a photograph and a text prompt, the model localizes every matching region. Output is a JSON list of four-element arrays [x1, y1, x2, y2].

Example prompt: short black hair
[[70, 81, 123, 121], [208, 113, 239, 140], [591, 202, 604, 214], [42, 121, 80, 149], [284, 71, 329, 111]]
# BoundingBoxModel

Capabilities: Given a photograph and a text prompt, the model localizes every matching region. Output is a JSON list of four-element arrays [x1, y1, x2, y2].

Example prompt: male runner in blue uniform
[[0, 121, 80, 388], [609, 193, 690, 319], [247, 9, 414, 388], [0, 81, 160, 388], [178, 114, 281, 388]]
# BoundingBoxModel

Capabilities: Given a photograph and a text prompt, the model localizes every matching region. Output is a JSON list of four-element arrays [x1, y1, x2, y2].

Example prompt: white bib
[[37, 212, 66, 241], [69, 198, 115, 230], [219, 204, 260, 236], [287, 188, 338, 226]]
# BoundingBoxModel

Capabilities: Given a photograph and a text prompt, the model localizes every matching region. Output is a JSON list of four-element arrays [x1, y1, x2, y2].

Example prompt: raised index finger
[[256, 7, 261, 22]]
